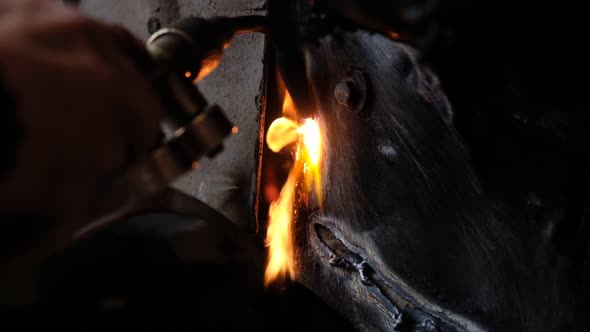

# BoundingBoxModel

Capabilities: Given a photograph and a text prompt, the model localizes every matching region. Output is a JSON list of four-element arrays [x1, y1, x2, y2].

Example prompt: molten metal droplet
[[231, 126, 240, 134], [185, 71, 192, 78], [389, 31, 400, 40]]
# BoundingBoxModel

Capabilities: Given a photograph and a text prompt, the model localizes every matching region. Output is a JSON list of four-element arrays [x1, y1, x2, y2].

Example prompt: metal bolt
[[333, 69, 368, 116], [334, 79, 358, 108]]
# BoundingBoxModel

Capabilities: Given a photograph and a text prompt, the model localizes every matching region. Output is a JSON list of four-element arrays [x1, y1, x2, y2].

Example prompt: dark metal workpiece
[[282, 12, 498, 330], [278, 3, 590, 329], [315, 223, 469, 332]]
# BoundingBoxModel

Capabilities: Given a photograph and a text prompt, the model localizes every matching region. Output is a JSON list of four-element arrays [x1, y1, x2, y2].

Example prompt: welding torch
[[124, 16, 268, 198]]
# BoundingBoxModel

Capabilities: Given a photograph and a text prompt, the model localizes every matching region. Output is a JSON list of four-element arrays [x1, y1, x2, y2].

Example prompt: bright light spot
[[264, 90, 323, 286]]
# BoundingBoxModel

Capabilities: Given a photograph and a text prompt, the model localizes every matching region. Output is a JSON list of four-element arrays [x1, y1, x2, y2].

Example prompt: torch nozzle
[[146, 15, 268, 81]]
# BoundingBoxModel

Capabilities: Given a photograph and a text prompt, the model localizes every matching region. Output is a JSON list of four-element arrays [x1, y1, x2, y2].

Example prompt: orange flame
[[264, 91, 323, 286]]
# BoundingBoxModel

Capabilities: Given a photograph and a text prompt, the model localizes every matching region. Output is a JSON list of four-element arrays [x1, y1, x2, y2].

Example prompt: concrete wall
[[80, 0, 266, 229]]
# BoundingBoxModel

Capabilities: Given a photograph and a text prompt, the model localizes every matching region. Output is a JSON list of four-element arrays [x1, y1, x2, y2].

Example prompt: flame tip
[[264, 90, 323, 287]]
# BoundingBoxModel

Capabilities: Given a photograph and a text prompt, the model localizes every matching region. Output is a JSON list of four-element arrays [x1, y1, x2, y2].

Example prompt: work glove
[[0, 0, 163, 261]]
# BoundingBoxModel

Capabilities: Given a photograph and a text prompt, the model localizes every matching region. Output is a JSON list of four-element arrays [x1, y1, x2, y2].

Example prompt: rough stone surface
[[79, 0, 266, 228]]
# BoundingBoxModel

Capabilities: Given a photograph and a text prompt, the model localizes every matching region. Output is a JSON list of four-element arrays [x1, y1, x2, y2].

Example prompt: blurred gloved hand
[[0, 0, 163, 257]]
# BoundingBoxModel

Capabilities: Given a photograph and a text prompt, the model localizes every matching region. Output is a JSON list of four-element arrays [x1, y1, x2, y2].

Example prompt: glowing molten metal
[[264, 91, 323, 286]]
